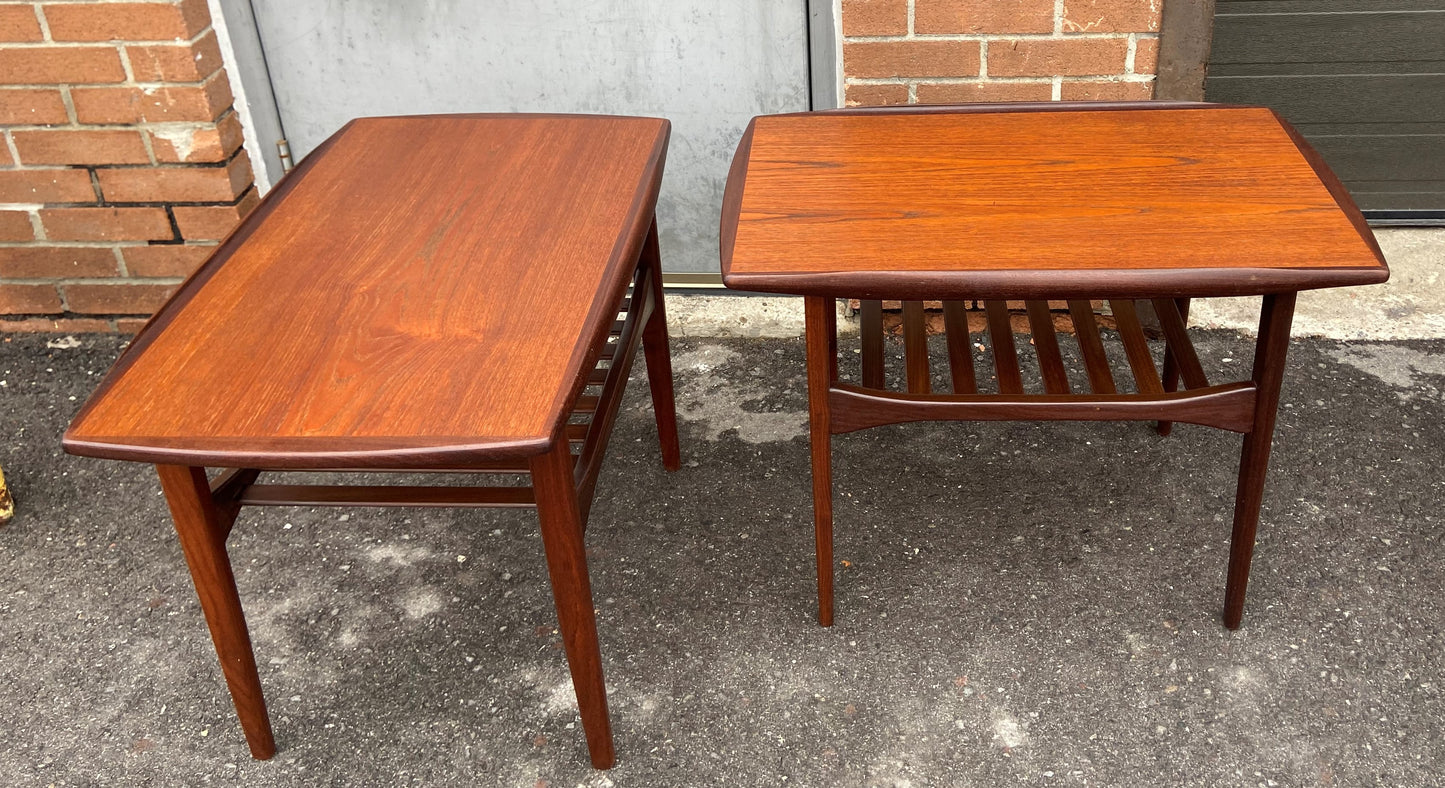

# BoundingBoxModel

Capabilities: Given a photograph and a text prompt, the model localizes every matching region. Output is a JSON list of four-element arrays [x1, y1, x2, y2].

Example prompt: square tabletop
[[65, 114, 670, 469], [720, 103, 1388, 300]]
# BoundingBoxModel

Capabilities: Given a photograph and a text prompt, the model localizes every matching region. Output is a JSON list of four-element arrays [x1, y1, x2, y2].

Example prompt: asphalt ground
[[1, 329, 1441, 787]]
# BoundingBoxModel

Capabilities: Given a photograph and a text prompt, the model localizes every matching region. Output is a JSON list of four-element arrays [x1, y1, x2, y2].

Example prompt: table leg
[[1223, 292, 1296, 629], [530, 442, 615, 769], [639, 216, 681, 472], [805, 296, 837, 627], [1156, 297, 1191, 436], [155, 464, 275, 759]]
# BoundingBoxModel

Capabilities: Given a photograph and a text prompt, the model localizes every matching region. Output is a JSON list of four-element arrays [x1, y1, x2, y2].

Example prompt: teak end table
[[65, 114, 680, 769], [720, 102, 1388, 630]]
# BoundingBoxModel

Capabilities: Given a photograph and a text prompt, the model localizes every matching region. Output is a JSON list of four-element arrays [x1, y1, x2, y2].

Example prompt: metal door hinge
[[277, 139, 294, 173]]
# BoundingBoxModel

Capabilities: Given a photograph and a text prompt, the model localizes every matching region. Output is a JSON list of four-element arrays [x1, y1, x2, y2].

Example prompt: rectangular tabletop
[[65, 114, 670, 468], [720, 103, 1388, 300]]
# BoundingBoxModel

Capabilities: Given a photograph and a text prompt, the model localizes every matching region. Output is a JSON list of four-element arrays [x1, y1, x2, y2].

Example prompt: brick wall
[[0, 0, 256, 332], [841, 0, 1161, 106]]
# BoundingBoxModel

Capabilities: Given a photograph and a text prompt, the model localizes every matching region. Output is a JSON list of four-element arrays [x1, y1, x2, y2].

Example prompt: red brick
[[121, 243, 213, 277], [172, 186, 258, 240], [1133, 37, 1158, 75], [0, 142, 10, 167], [126, 29, 223, 81], [115, 317, 151, 332], [917, 80, 1053, 103], [39, 207, 173, 241], [0, 245, 118, 278], [0, 5, 43, 42], [1061, 0, 1160, 33], [0, 284, 62, 314], [43, 0, 211, 42], [0, 317, 116, 332], [0, 211, 34, 241], [915, 0, 1055, 34], [64, 282, 177, 314], [98, 155, 251, 203], [989, 38, 1129, 77], [150, 113, 243, 163], [12, 129, 151, 165], [0, 88, 70, 124], [0, 46, 127, 85], [842, 0, 908, 37], [0, 169, 96, 203], [845, 41, 981, 79], [845, 83, 910, 106], [71, 70, 232, 123], [1060, 79, 1153, 101]]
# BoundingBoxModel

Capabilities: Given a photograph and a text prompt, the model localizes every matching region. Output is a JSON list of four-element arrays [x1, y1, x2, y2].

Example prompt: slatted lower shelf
[[843, 297, 1254, 434]]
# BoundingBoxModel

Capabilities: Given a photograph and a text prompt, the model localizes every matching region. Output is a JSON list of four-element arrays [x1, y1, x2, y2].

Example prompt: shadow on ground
[[0, 330, 1441, 787]]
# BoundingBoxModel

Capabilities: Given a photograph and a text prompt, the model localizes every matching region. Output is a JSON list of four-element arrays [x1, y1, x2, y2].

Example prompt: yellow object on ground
[[0, 464, 12, 525]]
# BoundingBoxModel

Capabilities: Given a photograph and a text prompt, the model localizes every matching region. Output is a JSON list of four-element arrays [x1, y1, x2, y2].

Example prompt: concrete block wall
[[0, 0, 256, 332], [841, 0, 1162, 105]]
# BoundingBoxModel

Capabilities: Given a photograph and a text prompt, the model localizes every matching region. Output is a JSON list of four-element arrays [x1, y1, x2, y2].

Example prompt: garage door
[[1204, 1, 1445, 220]]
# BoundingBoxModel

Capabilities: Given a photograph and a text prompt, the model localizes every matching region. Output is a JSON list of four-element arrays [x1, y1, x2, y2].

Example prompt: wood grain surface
[[65, 114, 669, 468], [720, 103, 1388, 299]]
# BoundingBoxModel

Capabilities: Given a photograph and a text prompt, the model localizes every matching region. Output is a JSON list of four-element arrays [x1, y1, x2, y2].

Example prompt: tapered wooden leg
[[155, 464, 275, 760], [1156, 297, 1191, 436], [639, 217, 681, 472], [530, 443, 615, 769], [1223, 293, 1296, 629], [804, 296, 837, 627]]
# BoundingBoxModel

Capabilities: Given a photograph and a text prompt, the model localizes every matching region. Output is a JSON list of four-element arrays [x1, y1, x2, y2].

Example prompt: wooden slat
[[1110, 299, 1164, 395], [860, 299, 885, 389], [289, 463, 538, 475], [828, 382, 1258, 435], [1152, 298, 1209, 390], [238, 485, 536, 508], [983, 300, 1023, 395], [572, 395, 600, 415], [1066, 300, 1116, 394], [942, 301, 976, 394], [1025, 300, 1070, 395], [574, 264, 653, 518], [902, 300, 930, 394]]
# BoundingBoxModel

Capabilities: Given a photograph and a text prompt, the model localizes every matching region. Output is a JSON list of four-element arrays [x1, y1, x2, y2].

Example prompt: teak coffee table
[[720, 102, 1388, 629], [65, 114, 679, 769]]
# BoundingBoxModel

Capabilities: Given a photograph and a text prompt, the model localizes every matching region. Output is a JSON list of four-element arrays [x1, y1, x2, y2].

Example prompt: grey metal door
[[1205, 1, 1445, 218], [245, 0, 812, 273]]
